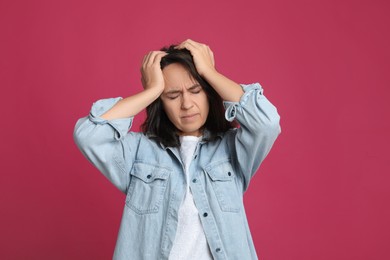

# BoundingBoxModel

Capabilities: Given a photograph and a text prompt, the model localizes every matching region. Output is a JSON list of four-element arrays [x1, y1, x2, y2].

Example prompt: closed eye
[[166, 94, 180, 99], [189, 85, 202, 94]]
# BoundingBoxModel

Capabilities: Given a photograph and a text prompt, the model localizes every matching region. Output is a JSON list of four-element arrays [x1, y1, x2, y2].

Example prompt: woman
[[74, 39, 281, 260]]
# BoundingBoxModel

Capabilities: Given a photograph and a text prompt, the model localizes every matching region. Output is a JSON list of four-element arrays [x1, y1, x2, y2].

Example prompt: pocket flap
[[131, 162, 170, 183], [205, 160, 235, 181]]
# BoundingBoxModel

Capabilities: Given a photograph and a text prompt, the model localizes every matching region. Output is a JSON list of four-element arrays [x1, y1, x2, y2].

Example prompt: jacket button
[[228, 172, 231, 176], [192, 178, 197, 183], [147, 174, 152, 179], [216, 248, 221, 252], [203, 212, 208, 217]]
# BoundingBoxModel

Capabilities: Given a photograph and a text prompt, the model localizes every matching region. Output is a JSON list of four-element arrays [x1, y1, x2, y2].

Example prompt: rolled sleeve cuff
[[223, 83, 264, 122], [88, 97, 133, 140]]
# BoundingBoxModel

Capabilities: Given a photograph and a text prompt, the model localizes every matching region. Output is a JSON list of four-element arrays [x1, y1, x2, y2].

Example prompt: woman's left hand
[[175, 39, 216, 77]]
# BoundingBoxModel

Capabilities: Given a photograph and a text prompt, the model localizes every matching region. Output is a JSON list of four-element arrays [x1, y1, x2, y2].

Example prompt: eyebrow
[[165, 84, 201, 95]]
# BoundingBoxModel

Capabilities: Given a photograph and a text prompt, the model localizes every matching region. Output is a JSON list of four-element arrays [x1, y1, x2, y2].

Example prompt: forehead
[[162, 63, 197, 90]]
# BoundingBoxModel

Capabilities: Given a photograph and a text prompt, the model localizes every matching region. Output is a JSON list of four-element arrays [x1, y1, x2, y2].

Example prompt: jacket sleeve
[[73, 97, 139, 193], [224, 83, 281, 192]]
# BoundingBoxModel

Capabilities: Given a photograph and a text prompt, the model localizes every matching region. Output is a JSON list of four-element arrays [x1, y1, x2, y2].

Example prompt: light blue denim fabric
[[73, 83, 281, 260]]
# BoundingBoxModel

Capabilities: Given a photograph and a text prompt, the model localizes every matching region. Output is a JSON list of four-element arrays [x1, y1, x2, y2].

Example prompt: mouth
[[181, 113, 199, 120], [181, 114, 197, 119]]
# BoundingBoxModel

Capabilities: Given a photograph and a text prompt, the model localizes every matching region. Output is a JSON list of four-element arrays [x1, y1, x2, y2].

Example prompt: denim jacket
[[73, 83, 281, 260]]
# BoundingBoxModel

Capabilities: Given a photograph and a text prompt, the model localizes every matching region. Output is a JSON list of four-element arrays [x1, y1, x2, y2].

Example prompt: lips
[[181, 113, 198, 119], [180, 113, 200, 122]]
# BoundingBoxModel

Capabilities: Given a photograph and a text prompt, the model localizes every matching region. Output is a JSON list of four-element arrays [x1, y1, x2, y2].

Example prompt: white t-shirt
[[168, 136, 213, 260]]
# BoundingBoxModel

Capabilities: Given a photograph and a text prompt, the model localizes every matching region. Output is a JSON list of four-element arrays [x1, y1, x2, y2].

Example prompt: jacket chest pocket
[[205, 160, 242, 213], [126, 162, 171, 214]]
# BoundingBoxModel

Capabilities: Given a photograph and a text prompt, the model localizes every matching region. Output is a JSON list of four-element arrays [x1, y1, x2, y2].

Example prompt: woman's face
[[161, 63, 209, 136]]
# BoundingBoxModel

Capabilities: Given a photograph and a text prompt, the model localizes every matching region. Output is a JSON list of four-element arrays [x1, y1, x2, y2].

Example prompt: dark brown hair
[[141, 45, 236, 147]]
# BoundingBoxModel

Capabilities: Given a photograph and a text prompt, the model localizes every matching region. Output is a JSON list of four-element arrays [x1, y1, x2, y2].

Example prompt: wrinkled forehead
[[162, 63, 199, 91]]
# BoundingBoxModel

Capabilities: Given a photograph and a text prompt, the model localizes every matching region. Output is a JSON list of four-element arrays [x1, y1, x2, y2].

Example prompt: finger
[[186, 39, 208, 50], [148, 51, 167, 66], [146, 51, 161, 67], [176, 41, 199, 55], [141, 53, 148, 68], [141, 53, 149, 73], [182, 39, 199, 46], [175, 39, 190, 48], [152, 51, 167, 65], [175, 39, 199, 50], [207, 48, 215, 66], [142, 51, 153, 68]]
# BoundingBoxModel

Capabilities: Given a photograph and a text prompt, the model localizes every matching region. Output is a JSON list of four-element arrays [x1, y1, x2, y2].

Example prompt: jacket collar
[[157, 129, 224, 150]]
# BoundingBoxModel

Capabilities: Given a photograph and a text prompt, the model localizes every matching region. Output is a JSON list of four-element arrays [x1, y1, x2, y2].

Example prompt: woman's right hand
[[141, 51, 167, 93]]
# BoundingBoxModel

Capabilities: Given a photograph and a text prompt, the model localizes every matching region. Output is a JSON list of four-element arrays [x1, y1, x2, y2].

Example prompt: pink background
[[1, 0, 389, 259]]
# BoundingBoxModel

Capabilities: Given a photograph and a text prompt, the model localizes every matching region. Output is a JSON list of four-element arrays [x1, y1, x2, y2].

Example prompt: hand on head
[[140, 51, 167, 91], [175, 39, 216, 77], [141, 40, 215, 90]]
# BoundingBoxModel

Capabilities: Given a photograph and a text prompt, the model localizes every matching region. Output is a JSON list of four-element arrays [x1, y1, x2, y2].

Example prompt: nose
[[181, 92, 194, 110]]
